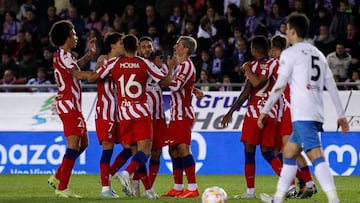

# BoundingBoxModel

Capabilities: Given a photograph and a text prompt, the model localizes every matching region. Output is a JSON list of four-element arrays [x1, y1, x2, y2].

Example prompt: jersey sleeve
[[169, 61, 192, 92], [143, 58, 164, 83], [96, 58, 118, 79], [59, 52, 78, 70], [278, 50, 294, 80]]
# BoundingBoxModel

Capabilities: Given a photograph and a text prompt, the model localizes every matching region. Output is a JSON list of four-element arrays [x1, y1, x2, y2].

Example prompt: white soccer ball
[[201, 186, 228, 203]]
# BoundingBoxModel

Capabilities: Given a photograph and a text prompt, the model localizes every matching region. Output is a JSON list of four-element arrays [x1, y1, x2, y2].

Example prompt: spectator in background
[[7, 30, 28, 62], [314, 24, 336, 56], [162, 21, 180, 57], [40, 46, 56, 83], [266, 2, 286, 36], [182, 20, 197, 37], [24, 31, 41, 58], [344, 23, 360, 72], [85, 10, 103, 34], [26, 67, 54, 92], [21, 8, 39, 34], [17, 0, 36, 21], [37, 5, 60, 44], [0, 50, 19, 78], [231, 37, 253, 85], [195, 49, 212, 80], [218, 74, 233, 91], [100, 11, 113, 36], [345, 69, 360, 90], [1, 11, 21, 41], [182, 4, 198, 28], [197, 70, 216, 91], [327, 42, 352, 81], [209, 45, 232, 82], [147, 24, 161, 50], [244, 3, 268, 39], [203, 6, 228, 40], [169, 6, 183, 31], [197, 17, 217, 52], [227, 26, 247, 55], [273, 22, 286, 37], [17, 47, 38, 79], [225, 3, 243, 37], [66, 6, 85, 55], [310, 7, 332, 37], [140, 5, 163, 38], [119, 4, 139, 34], [0, 69, 27, 92], [329, 0, 352, 39]]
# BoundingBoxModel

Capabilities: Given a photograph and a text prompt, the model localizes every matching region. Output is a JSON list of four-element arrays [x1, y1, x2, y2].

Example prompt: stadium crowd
[[0, 0, 360, 92]]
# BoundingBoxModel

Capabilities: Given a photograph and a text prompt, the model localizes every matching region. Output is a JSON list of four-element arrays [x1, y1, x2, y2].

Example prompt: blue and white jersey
[[278, 41, 344, 122]]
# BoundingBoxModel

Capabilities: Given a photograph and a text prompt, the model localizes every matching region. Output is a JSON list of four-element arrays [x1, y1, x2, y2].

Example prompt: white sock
[[326, 190, 340, 203], [273, 191, 286, 203], [188, 183, 198, 191], [102, 186, 110, 192], [121, 170, 130, 179], [174, 184, 184, 190], [247, 188, 255, 195], [276, 163, 297, 193], [314, 161, 338, 202]]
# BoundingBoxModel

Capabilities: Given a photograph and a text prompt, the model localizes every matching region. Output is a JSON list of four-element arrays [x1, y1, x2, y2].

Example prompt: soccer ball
[[201, 186, 228, 203]]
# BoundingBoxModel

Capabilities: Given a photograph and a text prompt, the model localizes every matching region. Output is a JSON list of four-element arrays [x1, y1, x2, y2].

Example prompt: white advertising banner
[[0, 91, 359, 132]]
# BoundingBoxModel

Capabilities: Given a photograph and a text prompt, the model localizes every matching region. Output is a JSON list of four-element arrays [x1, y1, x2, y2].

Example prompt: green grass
[[0, 174, 359, 203]]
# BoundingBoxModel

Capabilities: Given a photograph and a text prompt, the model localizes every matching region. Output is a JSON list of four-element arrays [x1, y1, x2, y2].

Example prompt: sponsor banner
[[0, 91, 359, 131], [0, 131, 359, 175]]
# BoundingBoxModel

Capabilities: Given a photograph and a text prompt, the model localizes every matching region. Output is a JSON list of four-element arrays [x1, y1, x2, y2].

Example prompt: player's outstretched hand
[[338, 117, 349, 135], [193, 87, 204, 99], [257, 113, 267, 129], [87, 37, 97, 56], [220, 112, 233, 128], [166, 55, 177, 72]]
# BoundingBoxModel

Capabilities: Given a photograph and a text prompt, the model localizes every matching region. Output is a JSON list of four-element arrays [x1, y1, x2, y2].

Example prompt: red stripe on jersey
[[169, 59, 195, 120], [96, 57, 119, 122], [53, 49, 82, 114], [247, 58, 278, 119]]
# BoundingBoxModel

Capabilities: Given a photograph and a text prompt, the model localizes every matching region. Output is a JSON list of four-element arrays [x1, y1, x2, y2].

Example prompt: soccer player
[[139, 36, 168, 188], [95, 32, 124, 198], [258, 13, 349, 203], [88, 34, 173, 198], [47, 20, 97, 198], [161, 36, 200, 198], [269, 35, 317, 198], [221, 36, 283, 199]]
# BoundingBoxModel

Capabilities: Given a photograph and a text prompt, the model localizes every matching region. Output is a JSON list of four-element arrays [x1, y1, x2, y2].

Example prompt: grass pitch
[[0, 174, 359, 203]]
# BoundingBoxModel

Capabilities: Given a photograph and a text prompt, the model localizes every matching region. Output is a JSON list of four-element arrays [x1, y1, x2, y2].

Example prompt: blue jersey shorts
[[289, 121, 324, 152]]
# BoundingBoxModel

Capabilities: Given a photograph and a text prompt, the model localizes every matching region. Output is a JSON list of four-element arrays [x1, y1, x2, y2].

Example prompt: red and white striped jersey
[[53, 49, 82, 114], [95, 57, 119, 122], [268, 57, 291, 120], [97, 56, 164, 120], [146, 63, 168, 120], [246, 58, 278, 119], [168, 59, 196, 121]]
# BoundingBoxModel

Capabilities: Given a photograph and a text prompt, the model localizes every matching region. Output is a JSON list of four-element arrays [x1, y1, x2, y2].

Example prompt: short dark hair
[[251, 35, 268, 55], [122, 34, 138, 53], [271, 35, 287, 50], [49, 20, 74, 47], [139, 36, 153, 43], [103, 32, 123, 54], [287, 13, 309, 38]]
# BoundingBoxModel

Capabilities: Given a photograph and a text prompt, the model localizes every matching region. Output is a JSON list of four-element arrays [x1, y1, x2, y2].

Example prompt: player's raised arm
[[221, 80, 252, 128], [158, 55, 176, 88], [77, 37, 97, 68]]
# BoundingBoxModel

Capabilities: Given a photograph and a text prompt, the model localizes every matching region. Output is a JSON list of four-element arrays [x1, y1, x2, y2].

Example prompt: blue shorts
[[289, 121, 323, 152]]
